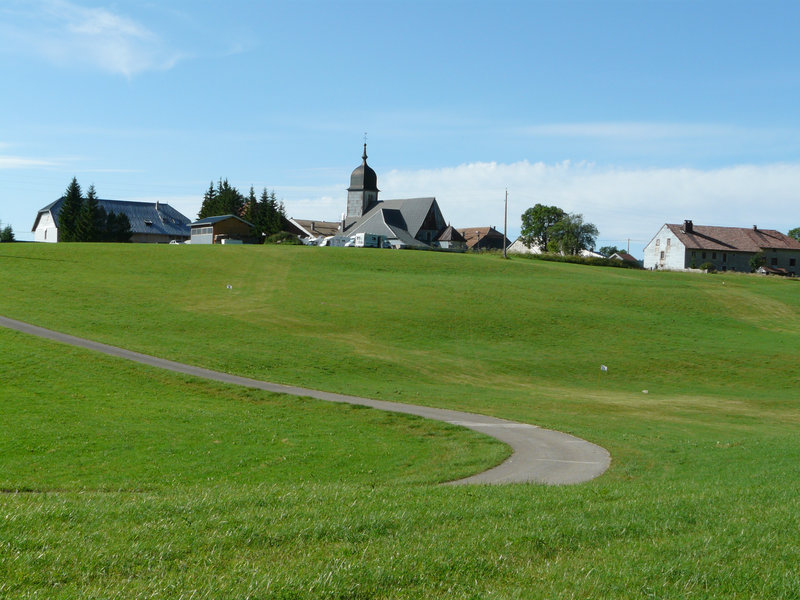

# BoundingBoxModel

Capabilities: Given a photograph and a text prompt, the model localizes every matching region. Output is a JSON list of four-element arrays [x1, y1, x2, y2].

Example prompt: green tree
[[243, 186, 259, 225], [599, 245, 624, 257], [75, 184, 102, 242], [750, 251, 766, 272], [520, 204, 566, 250], [59, 177, 84, 242], [104, 212, 132, 243], [546, 213, 598, 255], [198, 181, 218, 219], [789, 227, 800, 242], [0, 223, 14, 242], [198, 179, 245, 218]]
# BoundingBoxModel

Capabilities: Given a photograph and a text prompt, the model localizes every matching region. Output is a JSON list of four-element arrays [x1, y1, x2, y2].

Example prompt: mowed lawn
[[2, 242, 800, 598]]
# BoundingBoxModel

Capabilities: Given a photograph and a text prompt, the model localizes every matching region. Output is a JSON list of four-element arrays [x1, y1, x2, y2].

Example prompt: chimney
[[684, 220, 693, 233], [753, 225, 758, 231]]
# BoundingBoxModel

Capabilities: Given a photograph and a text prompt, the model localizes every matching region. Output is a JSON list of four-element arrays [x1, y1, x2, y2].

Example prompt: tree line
[[198, 179, 288, 240], [58, 178, 132, 243]]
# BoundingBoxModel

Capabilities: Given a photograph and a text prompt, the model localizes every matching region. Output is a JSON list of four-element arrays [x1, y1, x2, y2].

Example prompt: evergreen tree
[[59, 177, 84, 242], [76, 184, 101, 242], [0, 224, 14, 242], [198, 181, 218, 219], [215, 178, 245, 216], [198, 179, 245, 218], [243, 186, 259, 224], [258, 188, 286, 237], [105, 212, 132, 243]]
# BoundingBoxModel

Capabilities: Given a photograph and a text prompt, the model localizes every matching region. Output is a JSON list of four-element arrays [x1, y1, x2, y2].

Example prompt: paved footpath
[[1, 315, 610, 485]]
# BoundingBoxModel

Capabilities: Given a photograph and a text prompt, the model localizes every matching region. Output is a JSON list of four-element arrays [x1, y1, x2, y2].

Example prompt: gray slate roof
[[35, 198, 191, 237], [343, 197, 444, 248]]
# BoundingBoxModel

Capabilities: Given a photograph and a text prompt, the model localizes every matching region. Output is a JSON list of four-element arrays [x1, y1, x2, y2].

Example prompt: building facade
[[644, 220, 800, 274], [190, 215, 255, 244]]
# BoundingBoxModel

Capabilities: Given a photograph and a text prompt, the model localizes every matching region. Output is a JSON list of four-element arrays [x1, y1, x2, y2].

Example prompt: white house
[[644, 220, 800, 274]]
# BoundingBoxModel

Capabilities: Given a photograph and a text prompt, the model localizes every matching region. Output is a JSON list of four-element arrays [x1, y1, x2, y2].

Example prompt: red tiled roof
[[666, 224, 800, 252]]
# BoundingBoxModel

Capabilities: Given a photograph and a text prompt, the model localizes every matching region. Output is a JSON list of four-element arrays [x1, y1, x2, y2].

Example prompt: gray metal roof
[[34, 198, 191, 237], [191, 214, 255, 228]]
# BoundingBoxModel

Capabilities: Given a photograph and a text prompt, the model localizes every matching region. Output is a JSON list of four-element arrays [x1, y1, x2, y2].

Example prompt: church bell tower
[[346, 143, 379, 219]]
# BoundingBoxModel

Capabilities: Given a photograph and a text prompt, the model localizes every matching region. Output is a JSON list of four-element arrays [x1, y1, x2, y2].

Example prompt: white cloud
[[1, 0, 182, 76], [375, 161, 800, 255], [0, 155, 57, 168]]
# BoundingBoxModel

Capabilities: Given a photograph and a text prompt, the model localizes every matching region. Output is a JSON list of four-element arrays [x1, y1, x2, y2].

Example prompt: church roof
[[345, 197, 440, 237], [347, 143, 378, 192]]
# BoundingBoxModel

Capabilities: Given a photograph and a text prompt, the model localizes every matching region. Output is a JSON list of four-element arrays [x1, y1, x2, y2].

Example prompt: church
[[339, 145, 464, 250]]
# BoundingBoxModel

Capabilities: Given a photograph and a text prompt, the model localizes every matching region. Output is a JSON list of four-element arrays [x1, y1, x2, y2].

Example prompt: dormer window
[[144, 220, 153, 226]]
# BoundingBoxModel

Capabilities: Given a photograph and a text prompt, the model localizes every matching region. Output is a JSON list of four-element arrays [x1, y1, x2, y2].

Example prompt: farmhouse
[[644, 220, 800, 274], [435, 224, 467, 251], [33, 198, 190, 243], [287, 219, 340, 242], [190, 214, 255, 244], [338, 145, 452, 249], [457, 227, 511, 251], [609, 252, 640, 265]]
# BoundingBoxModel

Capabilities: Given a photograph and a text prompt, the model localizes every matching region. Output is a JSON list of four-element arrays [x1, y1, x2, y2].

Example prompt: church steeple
[[346, 143, 379, 219]]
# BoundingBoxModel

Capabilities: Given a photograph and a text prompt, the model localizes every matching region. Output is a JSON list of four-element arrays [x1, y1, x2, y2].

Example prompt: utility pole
[[503, 188, 508, 259]]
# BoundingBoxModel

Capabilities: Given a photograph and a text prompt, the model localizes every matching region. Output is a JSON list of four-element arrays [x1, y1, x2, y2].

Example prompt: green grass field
[[2, 243, 800, 598]]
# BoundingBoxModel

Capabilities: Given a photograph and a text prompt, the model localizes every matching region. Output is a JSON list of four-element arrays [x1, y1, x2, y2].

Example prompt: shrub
[[264, 231, 303, 245], [509, 251, 642, 269], [699, 262, 716, 273]]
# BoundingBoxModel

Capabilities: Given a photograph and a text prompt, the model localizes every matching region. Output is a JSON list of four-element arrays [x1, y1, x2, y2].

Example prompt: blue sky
[[2, 0, 799, 255]]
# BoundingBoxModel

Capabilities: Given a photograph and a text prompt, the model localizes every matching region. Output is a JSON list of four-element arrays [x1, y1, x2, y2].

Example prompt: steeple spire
[[362, 142, 368, 161]]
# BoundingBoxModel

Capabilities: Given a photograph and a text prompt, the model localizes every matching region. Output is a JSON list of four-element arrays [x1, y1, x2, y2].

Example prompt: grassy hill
[[2, 243, 799, 598]]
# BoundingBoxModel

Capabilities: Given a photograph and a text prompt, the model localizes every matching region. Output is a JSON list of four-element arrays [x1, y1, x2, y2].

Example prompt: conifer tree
[[198, 181, 217, 219], [0, 223, 14, 242], [76, 184, 101, 242], [59, 177, 84, 242]]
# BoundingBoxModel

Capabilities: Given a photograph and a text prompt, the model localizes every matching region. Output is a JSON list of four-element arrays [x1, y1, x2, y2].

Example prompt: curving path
[[1, 315, 610, 485]]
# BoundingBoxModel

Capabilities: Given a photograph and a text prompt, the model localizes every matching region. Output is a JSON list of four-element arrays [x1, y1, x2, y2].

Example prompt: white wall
[[643, 224, 686, 270], [33, 212, 58, 243]]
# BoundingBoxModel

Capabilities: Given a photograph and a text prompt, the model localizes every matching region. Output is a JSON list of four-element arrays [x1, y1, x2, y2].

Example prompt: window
[[771, 257, 778, 266], [691, 251, 696, 257], [660, 251, 665, 260], [666, 238, 671, 248], [723, 253, 727, 263], [655, 239, 660, 246], [712, 252, 717, 260], [702, 252, 706, 259], [790, 258, 796, 267]]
